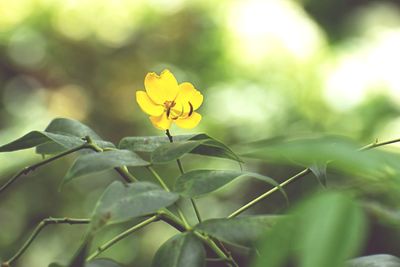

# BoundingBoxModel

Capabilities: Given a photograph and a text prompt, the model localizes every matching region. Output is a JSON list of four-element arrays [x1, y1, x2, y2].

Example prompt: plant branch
[[0, 143, 92, 194], [228, 168, 311, 218], [86, 215, 159, 261], [3, 217, 90, 266], [193, 231, 239, 267]]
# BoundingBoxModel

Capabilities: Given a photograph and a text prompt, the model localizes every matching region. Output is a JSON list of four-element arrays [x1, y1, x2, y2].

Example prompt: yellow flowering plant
[[1, 70, 400, 267]]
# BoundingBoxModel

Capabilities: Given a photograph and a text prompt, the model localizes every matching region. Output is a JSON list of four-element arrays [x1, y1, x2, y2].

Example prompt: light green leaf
[[119, 133, 241, 163], [347, 254, 400, 267], [48, 263, 65, 267], [253, 191, 367, 267], [174, 170, 286, 200], [242, 135, 400, 179], [195, 215, 282, 247], [63, 149, 149, 184], [152, 233, 205, 267], [91, 181, 178, 231]]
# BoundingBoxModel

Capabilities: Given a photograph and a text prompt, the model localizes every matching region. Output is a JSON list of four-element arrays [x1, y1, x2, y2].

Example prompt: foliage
[[1, 117, 400, 267]]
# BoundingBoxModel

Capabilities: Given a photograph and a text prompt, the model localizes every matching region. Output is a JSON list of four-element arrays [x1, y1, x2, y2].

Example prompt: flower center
[[164, 100, 176, 118]]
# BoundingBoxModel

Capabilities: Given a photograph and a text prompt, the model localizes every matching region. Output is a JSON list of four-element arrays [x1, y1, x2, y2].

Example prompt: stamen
[[188, 102, 194, 117]]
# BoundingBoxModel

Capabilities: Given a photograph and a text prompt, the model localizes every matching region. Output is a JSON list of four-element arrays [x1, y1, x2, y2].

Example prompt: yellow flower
[[136, 69, 203, 130]]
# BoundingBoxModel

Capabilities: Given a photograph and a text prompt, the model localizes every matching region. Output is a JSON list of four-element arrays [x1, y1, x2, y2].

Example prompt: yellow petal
[[144, 69, 179, 104], [175, 82, 203, 112], [149, 113, 172, 130], [136, 91, 164, 116], [174, 112, 202, 129]]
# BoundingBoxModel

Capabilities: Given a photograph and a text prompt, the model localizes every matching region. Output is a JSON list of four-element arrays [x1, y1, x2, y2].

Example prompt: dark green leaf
[[36, 118, 114, 155], [119, 135, 193, 152], [253, 191, 367, 267], [0, 118, 114, 154], [347, 254, 400, 267], [152, 233, 205, 267], [0, 131, 85, 152], [86, 259, 122, 267], [48, 263, 65, 267], [195, 215, 282, 247], [63, 149, 149, 184], [119, 133, 241, 163], [174, 170, 286, 200], [91, 181, 178, 231]]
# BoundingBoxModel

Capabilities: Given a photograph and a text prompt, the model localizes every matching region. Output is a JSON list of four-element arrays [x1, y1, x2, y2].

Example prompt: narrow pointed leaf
[[195, 215, 282, 247], [174, 170, 286, 201], [152, 233, 205, 267], [63, 149, 149, 184], [91, 181, 178, 231]]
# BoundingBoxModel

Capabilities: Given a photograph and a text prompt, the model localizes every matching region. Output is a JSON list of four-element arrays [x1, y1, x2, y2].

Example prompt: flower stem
[[3, 217, 90, 266], [86, 215, 159, 261], [165, 130, 202, 223]]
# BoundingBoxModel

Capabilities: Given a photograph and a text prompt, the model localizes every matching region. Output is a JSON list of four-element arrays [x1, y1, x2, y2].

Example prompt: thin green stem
[[4, 217, 90, 266], [359, 138, 400, 151], [146, 165, 191, 229], [0, 143, 91, 194], [86, 215, 159, 261], [228, 168, 312, 218], [165, 130, 202, 223], [147, 166, 170, 191]]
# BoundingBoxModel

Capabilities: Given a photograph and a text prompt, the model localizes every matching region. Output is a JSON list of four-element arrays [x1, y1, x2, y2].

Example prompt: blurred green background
[[1, 0, 400, 266]]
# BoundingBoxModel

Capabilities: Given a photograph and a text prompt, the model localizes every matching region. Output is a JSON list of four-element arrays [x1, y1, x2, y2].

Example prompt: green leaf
[[0, 118, 114, 154], [253, 191, 367, 267], [36, 118, 114, 155], [346, 254, 400, 267], [0, 131, 84, 152], [152, 233, 205, 267], [86, 259, 122, 267], [48, 263, 65, 267], [119, 135, 193, 152], [119, 133, 241, 163], [63, 149, 149, 184], [195, 215, 282, 247], [242, 135, 400, 179], [91, 181, 178, 231], [174, 170, 286, 200]]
